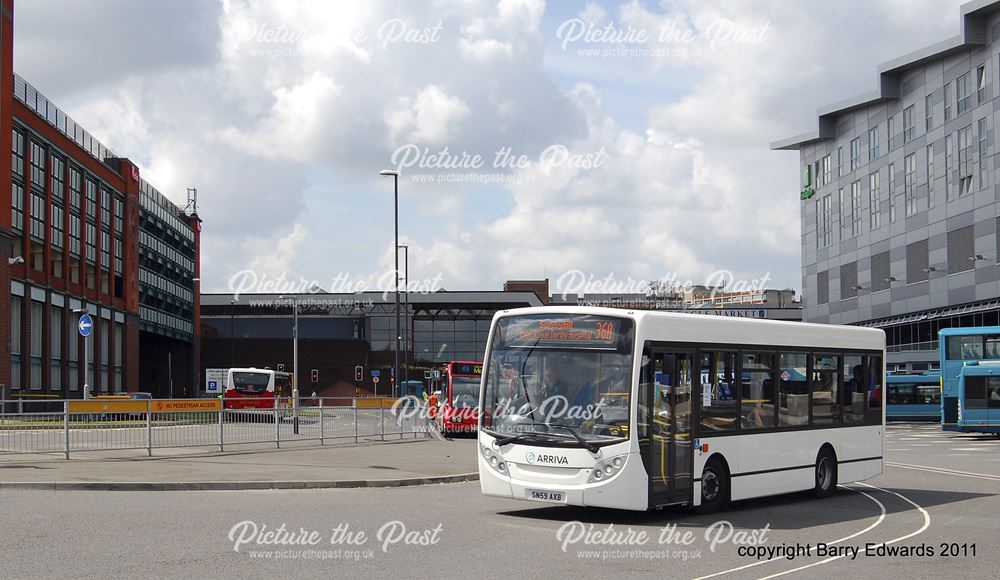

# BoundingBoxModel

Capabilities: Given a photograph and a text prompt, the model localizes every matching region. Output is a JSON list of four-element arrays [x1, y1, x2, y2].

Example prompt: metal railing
[[0, 397, 430, 459]]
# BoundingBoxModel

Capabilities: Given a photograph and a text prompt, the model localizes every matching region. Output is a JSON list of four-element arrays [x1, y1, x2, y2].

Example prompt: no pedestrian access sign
[[78, 314, 94, 337]]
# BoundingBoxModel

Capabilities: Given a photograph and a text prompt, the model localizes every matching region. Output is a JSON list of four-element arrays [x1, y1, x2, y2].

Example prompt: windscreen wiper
[[546, 423, 600, 453], [490, 430, 559, 447]]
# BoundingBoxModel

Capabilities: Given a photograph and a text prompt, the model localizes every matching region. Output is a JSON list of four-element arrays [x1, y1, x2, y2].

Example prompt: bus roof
[[491, 306, 885, 352], [938, 326, 1000, 338]]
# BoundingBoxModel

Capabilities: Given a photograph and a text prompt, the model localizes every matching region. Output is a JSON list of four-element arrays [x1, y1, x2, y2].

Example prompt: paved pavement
[[0, 438, 479, 489]]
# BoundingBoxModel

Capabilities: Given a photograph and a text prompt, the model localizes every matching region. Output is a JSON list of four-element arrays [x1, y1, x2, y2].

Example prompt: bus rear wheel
[[814, 447, 837, 498], [696, 458, 728, 513]]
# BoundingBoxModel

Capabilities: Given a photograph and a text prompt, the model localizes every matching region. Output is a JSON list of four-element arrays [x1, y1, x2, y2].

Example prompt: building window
[[821, 154, 831, 186], [945, 134, 955, 200], [819, 194, 833, 248], [49, 306, 63, 378], [50, 155, 64, 203], [957, 72, 971, 115], [11, 182, 24, 232], [837, 146, 843, 177], [839, 187, 848, 240], [85, 179, 97, 218], [903, 105, 915, 143], [69, 213, 81, 257], [11, 297, 21, 390], [29, 142, 46, 189], [868, 126, 879, 161], [888, 162, 896, 222], [926, 144, 935, 207], [51, 204, 64, 249], [114, 237, 123, 275], [849, 138, 860, 171], [12, 128, 24, 176], [944, 83, 953, 121], [978, 117, 988, 189], [958, 125, 973, 196], [841, 262, 858, 300], [977, 63, 987, 103], [850, 180, 862, 236], [904, 153, 917, 216], [869, 171, 881, 230], [29, 189, 45, 241], [114, 197, 124, 234], [70, 168, 82, 211], [817, 271, 829, 305], [86, 221, 97, 264], [30, 301, 43, 391], [101, 229, 111, 269], [100, 188, 111, 228], [925, 94, 934, 132], [887, 115, 895, 151]]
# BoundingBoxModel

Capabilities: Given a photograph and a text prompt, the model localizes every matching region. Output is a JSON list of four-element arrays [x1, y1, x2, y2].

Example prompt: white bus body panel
[[478, 436, 648, 511], [692, 425, 883, 504]]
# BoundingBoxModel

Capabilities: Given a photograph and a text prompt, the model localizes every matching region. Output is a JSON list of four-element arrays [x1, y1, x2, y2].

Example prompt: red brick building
[[1, 0, 200, 398]]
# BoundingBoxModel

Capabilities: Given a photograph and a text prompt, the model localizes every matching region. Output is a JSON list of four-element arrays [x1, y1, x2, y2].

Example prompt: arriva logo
[[525, 452, 569, 465]]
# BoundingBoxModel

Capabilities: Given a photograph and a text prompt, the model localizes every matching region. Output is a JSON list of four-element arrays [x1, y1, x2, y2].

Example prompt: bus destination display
[[503, 316, 621, 348]]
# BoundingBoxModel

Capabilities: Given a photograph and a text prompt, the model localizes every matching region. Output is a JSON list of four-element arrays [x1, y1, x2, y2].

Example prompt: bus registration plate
[[527, 489, 566, 503]]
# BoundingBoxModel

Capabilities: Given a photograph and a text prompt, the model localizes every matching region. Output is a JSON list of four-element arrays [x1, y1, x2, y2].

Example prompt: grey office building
[[773, 0, 1000, 372]]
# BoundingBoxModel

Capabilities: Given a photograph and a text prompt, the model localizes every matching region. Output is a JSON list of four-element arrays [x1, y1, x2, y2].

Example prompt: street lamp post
[[379, 169, 400, 398], [278, 295, 300, 433], [229, 300, 236, 368], [398, 244, 409, 388]]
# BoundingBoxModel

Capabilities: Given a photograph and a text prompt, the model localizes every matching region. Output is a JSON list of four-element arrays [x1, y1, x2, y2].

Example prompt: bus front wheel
[[814, 447, 837, 498], [696, 458, 728, 513]]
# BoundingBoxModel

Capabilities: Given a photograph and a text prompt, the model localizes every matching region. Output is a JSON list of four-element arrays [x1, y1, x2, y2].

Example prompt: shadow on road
[[496, 486, 994, 530]]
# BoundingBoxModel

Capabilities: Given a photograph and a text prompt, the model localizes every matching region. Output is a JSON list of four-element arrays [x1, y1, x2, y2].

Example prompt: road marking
[[887, 461, 1000, 481], [691, 486, 886, 580], [755, 483, 930, 580]]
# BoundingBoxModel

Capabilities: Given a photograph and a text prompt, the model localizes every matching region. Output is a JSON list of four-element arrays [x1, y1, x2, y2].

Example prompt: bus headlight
[[482, 445, 508, 477], [588, 455, 627, 483]]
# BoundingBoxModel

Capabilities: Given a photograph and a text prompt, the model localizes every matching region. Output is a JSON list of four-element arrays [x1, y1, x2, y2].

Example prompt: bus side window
[[865, 354, 883, 424], [986, 336, 1000, 359], [842, 354, 865, 423]]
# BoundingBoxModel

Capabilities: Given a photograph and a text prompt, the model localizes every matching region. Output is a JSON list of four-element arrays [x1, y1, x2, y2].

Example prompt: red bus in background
[[439, 361, 483, 433], [224, 368, 293, 410]]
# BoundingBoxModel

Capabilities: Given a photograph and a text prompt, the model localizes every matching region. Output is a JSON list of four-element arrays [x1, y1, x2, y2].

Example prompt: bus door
[[644, 348, 694, 507]]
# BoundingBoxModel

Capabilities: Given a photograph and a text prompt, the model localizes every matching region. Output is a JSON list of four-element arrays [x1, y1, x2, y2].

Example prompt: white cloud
[[11, 0, 971, 295], [384, 85, 471, 146], [245, 223, 309, 280]]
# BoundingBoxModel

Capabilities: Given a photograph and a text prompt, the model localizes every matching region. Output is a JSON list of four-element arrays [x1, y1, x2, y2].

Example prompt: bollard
[[63, 401, 70, 460], [319, 398, 325, 446], [146, 399, 153, 457], [380, 398, 385, 442], [354, 400, 359, 443]]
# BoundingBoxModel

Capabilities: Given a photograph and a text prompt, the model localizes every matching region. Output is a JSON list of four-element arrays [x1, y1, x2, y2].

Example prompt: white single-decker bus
[[478, 307, 885, 511]]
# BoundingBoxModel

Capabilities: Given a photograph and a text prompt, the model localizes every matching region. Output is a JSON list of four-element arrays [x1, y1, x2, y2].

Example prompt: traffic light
[[311, 369, 319, 383], [355, 365, 364, 382]]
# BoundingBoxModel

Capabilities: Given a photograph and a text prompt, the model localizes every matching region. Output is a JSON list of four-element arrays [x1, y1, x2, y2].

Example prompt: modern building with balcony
[[773, 0, 1000, 372]]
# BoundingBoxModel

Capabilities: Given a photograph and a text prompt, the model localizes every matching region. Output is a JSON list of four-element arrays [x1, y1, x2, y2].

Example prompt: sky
[[12, 0, 970, 298]]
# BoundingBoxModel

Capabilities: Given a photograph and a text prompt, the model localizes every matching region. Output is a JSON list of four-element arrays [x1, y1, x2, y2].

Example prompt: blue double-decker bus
[[886, 372, 940, 421], [939, 327, 1000, 434]]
